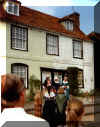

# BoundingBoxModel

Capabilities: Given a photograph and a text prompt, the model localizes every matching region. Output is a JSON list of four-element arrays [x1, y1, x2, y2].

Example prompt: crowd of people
[[1, 73, 85, 127]]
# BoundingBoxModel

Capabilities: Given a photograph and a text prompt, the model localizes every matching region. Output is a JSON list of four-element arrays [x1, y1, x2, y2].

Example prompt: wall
[[6, 22, 94, 92], [0, 21, 6, 75]]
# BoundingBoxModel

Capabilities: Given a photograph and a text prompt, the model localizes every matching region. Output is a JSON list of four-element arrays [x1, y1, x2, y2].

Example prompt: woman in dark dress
[[42, 77, 60, 127], [62, 75, 70, 100]]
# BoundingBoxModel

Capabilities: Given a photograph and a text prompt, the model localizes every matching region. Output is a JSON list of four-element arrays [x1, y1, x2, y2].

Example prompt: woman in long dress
[[62, 75, 70, 100], [42, 77, 60, 127]]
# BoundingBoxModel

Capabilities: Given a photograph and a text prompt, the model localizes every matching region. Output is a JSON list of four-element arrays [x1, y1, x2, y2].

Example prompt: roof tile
[[0, 3, 91, 41]]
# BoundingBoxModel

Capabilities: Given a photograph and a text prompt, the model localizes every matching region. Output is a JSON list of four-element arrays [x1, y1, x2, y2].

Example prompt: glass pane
[[54, 72, 62, 85], [12, 65, 27, 88], [73, 41, 82, 58], [42, 71, 51, 84], [77, 70, 83, 87], [47, 34, 58, 55], [12, 26, 27, 50], [14, 5, 18, 15], [8, 3, 13, 13]]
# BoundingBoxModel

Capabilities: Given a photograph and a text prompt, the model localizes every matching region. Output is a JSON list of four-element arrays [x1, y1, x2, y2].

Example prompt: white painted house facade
[[0, 0, 94, 92]]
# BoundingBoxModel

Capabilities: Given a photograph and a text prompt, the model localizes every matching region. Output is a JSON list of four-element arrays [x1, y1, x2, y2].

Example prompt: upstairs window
[[65, 21, 73, 31], [46, 34, 59, 55], [11, 25, 28, 51], [6, 1, 19, 16], [73, 40, 83, 59]]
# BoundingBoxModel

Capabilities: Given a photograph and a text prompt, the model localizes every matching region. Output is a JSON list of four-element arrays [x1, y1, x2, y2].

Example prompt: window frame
[[40, 67, 67, 85], [73, 39, 83, 59], [6, 1, 19, 16], [46, 33, 59, 56], [11, 63, 29, 89], [11, 25, 28, 51], [65, 20, 74, 31], [77, 69, 84, 88]]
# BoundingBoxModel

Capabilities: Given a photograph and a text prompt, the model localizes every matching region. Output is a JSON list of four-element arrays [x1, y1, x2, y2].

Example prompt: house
[[88, 32, 100, 90], [0, 0, 94, 93]]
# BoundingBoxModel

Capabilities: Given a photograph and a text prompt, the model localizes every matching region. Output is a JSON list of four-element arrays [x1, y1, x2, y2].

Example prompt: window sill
[[73, 56, 83, 59], [11, 47, 28, 52]]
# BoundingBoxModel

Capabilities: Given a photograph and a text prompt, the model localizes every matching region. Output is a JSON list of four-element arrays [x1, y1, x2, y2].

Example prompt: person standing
[[42, 77, 60, 127], [34, 90, 43, 118], [62, 75, 70, 100], [53, 76, 60, 94]]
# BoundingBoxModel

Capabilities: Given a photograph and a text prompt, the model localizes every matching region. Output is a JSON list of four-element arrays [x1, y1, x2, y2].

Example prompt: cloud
[[20, 0, 99, 6], [20, 0, 73, 6]]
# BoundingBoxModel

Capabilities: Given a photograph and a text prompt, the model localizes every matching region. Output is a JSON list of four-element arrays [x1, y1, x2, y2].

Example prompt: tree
[[29, 75, 41, 100], [67, 67, 80, 96]]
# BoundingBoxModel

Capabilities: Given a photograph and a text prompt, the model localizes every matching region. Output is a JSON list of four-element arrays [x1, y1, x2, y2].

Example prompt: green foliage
[[88, 89, 95, 96], [29, 75, 41, 100], [95, 88, 100, 96], [67, 67, 80, 96]]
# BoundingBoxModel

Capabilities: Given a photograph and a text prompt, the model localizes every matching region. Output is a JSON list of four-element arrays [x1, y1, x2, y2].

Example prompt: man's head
[[1, 74, 25, 108]]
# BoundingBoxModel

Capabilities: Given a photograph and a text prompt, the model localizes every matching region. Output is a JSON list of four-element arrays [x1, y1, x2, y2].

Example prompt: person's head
[[54, 76, 59, 82], [1, 74, 26, 109], [46, 77, 51, 86], [64, 75, 68, 81], [66, 98, 84, 127]]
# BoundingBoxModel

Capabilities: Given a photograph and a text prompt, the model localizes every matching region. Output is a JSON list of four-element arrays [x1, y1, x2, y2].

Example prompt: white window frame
[[11, 63, 28, 89], [6, 1, 19, 16], [46, 34, 59, 55], [11, 25, 28, 51], [73, 40, 83, 59], [77, 69, 84, 88], [65, 21, 73, 31]]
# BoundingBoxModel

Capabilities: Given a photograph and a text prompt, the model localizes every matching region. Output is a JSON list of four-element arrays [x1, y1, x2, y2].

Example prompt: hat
[[54, 76, 58, 80]]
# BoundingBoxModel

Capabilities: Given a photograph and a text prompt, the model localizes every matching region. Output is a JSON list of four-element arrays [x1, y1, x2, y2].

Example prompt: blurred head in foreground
[[1, 74, 25, 110], [66, 98, 84, 127]]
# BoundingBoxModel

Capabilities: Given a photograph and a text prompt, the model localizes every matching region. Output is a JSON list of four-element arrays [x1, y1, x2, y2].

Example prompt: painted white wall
[[4, 22, 94, 92], [0, 21, 6, 75]]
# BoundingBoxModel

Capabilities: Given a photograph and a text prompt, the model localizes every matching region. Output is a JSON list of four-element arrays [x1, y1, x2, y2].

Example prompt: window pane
[[12, 64, 28, 88], [14, 5, 18, 15], [73, 40, 83, 58], [77, 70, 83, 87], [42, 71, 51, 84], [11, 26, 27, 50], [65, 21, 73, 31], [7, 2, 19, 15], [54, 72, 62, 85], [8, 3, 13, 13], [47, 34, 58, 55]]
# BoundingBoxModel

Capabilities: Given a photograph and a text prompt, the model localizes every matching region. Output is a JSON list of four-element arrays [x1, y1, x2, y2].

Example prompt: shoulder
[[24, 113, 45, 121]]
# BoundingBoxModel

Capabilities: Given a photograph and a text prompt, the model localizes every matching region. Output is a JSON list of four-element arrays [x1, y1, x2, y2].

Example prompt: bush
[[67, 67, 80, 96], [29, 75, 41, 101]]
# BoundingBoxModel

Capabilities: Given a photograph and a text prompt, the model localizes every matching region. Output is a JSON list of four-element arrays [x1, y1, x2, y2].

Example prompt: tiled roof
[[0, 2, 91, 41], [88, 32, 100, 40]]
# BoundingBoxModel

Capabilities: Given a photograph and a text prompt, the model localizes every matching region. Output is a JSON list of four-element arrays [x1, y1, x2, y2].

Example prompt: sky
[[30, 6, 94, 35], [19, 0, 100, 34]]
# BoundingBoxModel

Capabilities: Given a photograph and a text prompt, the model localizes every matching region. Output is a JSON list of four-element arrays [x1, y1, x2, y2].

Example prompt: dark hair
[[44, 77, 51, 87], [64, 74, 68, 77], [1, 74, 25, 102]]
